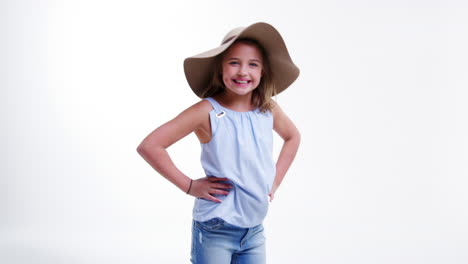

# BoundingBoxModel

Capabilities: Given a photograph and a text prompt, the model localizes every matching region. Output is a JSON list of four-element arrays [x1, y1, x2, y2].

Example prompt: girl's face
[[221, 42, 263, 96]]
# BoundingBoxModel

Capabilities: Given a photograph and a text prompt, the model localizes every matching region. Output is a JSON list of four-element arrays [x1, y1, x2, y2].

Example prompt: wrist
[[186, 179, 193, 194]]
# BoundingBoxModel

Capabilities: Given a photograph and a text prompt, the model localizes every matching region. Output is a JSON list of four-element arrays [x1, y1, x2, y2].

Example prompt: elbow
[[282, 130, 301, 150], [285, 129, 301, 149], [136, 140, 166, 161], [294, 130, 301, 146], [136, 144, 144, 156], [136, 141, 152, 158], [288, 128, 301, 143]]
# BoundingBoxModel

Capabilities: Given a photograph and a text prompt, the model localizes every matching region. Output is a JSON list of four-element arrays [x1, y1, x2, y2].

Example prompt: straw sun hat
[[183, 22, 300, 98]]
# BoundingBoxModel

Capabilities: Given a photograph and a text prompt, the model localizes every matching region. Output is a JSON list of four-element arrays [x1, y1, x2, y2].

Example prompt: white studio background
[[1, 0, 467, 263]]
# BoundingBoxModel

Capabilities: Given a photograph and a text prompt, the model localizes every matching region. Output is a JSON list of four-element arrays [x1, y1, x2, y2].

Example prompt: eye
[[228, 61, 239, 65], [249, 63, 259, 67]]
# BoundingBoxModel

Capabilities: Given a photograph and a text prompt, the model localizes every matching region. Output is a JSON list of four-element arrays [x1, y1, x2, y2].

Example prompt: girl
[[137, 22, 300, 264]]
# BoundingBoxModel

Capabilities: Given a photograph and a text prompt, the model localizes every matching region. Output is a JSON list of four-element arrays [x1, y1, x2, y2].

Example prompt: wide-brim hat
[[184, 22, 300, 98]]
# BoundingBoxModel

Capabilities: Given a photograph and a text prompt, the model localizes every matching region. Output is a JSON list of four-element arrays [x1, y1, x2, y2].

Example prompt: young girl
[[137, 22, 300, 263]]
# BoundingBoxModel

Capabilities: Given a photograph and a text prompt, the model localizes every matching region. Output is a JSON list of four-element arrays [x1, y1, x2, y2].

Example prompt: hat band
[[221, 35, 237, 45]]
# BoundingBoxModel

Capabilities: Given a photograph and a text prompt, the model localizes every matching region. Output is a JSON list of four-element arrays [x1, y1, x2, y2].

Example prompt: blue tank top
[[192, 97, 276, 228]]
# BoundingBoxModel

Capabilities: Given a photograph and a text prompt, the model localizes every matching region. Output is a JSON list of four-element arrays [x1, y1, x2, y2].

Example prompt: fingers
[[212, 183, 232, 190], [207, 195, 222, 203], [210, 188, 230, 196], [207, 177, 230, 182], [206, 181, 231, 197], [207, 177, 232, 190], [269, 192, 274, 202], [188, 177, 233, 201]]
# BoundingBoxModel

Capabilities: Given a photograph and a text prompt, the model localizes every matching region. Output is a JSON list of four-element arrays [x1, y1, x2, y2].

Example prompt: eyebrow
[[227, 58, 262, 63]]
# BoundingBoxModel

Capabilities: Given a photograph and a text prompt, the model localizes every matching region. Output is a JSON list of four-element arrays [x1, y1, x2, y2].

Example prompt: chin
[[234, 90, 254, 96]]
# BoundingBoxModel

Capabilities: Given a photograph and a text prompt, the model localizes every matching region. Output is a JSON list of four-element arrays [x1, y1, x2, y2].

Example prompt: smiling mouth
[[233, 80, 250, 84]]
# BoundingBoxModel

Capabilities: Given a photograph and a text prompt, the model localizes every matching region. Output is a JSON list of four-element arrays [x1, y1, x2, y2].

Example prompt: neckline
[[209, 97, 258, 114]]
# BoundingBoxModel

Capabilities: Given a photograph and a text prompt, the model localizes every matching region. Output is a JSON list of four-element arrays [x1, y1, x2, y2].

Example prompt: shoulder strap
[[204, 97, 222, 112], [203, 97, 227, 120]]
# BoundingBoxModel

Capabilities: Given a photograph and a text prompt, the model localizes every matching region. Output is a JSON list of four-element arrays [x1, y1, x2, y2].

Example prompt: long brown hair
[[200, 38, 276, 113]]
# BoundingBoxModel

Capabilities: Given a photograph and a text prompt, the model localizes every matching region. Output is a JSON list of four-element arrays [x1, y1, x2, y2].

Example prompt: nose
[[238, 64, 248, 76]]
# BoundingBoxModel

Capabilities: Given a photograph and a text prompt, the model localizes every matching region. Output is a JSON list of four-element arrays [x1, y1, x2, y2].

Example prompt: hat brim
[[184, 22, 300, 98]]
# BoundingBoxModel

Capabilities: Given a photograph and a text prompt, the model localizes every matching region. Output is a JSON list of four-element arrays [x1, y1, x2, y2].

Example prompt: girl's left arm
[[270, 101, 301, 201]]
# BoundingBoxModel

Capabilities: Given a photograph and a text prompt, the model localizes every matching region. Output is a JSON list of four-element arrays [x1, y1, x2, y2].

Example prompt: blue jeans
[[191, 218, 266, 264]]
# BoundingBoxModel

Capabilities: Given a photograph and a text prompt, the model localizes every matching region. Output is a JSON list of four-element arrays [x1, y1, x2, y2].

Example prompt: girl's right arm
[[136, 100, 231, 203]]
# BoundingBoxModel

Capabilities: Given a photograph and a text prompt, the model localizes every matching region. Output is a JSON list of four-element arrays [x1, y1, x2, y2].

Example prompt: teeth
[[235, 80, 248, 84]]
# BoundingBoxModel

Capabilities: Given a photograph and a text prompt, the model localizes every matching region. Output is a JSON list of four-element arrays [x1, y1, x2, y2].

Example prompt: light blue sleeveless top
[[192, 97, 276, 228]]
